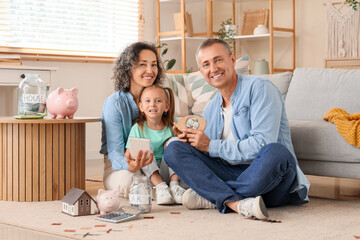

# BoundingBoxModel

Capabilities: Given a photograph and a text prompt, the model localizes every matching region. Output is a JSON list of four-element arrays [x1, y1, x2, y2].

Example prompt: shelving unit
[[156, 0, 295, 74]]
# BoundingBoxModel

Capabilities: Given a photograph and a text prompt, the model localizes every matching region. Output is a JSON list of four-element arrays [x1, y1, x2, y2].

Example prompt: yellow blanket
[[323, 108, 360, 148]]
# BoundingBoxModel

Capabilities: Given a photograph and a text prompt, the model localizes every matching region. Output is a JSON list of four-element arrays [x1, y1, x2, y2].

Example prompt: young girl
[[125, 85, 185, 205]]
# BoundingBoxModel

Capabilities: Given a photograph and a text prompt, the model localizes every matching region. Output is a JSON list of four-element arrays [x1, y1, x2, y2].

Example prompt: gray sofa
[[164, 67, 360, 180], [285, 68, 360, 179]]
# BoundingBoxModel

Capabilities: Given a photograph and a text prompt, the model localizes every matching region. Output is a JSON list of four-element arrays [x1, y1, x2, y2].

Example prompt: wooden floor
[[307, 175, 360, 200]]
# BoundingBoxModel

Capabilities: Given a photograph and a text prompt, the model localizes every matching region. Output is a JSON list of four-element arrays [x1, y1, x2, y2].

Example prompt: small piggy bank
[[96, 189, 121, 215], [46, 87, 78, 119]]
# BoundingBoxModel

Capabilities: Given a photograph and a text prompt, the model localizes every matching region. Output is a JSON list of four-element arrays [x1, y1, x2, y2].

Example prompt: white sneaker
[[156, 184, 174, 205], [237, 196, 269, 220], [182, 188, 215, 209], [170, 185, 186, 204]]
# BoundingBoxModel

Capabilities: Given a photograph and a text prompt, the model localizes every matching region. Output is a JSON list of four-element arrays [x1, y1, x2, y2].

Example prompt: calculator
[[95, 206, 143, 223]]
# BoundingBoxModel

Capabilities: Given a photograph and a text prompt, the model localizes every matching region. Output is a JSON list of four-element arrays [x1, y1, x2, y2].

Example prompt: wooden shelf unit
[[156, 0, 296, 74]]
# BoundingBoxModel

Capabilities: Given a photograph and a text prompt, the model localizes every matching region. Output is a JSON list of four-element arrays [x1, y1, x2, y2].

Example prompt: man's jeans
[[164, 142, 297, 213]]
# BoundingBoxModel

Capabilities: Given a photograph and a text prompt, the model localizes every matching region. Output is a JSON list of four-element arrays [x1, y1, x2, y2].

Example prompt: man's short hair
[[195, 38, 233, 61]]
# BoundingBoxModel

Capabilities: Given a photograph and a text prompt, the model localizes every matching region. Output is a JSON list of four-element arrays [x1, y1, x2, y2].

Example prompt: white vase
[[253, 24, 269, 35], [253, 59, 269, 75]]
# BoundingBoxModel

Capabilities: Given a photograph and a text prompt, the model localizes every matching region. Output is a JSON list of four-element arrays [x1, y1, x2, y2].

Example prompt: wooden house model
[[62, 188, 97, 216]]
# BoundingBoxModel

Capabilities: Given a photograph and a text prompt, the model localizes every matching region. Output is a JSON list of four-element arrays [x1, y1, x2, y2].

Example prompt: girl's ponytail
[[162, 87, 175, 135]]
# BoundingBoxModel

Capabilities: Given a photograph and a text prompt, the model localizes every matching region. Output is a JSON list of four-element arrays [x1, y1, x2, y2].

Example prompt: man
[[164, 38, 310, 220]]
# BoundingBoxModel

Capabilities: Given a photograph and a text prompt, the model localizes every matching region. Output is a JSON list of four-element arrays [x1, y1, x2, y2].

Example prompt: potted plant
[[217, 18, 236, 50]]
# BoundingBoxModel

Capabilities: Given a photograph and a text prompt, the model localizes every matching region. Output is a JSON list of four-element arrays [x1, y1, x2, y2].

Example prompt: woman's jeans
[[164, 141, 297, 213]]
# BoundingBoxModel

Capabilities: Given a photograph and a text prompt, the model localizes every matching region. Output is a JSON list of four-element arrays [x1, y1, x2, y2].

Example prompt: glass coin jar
[[17, 74, 47, 116], [129, 175, 152, 213]]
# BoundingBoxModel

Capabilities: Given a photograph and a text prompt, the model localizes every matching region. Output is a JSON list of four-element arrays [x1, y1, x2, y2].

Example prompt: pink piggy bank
[[96, 189, 122, 215], [46, 87, 78, 119]]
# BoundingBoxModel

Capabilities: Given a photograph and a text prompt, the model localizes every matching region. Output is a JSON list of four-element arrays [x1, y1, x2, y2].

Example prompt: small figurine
[[96, 189, 122, 215], [176, 115, 206, 131], [62, 188, 97, 216], [46, 87, 79, 119]]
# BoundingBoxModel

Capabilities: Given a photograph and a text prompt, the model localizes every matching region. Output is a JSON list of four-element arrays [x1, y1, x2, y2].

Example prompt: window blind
[[0, 0, 143, 58]]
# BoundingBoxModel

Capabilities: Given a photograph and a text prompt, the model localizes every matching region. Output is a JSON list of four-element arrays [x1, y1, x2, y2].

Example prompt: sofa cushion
[[188, 55, 250, 116], [259, 72, 292, 100], [235, 55, 250, 74], [298, 159, 360, 179], [290, 120, 360, 163], [187, 71, 217, 116], [285, 68, 360, 121], [163, 73, 193, 117]]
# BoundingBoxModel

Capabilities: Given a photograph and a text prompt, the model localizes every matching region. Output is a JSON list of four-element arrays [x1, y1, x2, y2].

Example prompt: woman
[[100, 42, 165, 197]]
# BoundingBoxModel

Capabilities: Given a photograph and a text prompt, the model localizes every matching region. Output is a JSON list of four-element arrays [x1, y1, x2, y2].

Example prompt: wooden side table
[[0, 117, 100, 202]]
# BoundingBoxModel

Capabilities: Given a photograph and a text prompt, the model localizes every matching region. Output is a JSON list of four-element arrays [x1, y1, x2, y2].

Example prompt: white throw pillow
[[256, 72, 293, 100], [188, 55, 250, 116]]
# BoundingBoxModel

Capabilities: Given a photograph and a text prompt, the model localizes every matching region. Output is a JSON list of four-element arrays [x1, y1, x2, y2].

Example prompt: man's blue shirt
[[204, 74, 310, 203]]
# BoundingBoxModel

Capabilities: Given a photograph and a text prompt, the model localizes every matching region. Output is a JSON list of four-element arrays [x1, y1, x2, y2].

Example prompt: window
[[0, 0, 143, 61]]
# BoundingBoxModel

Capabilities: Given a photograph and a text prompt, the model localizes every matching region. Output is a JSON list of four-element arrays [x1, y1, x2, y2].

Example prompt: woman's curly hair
[[113, 42, 165, 92]]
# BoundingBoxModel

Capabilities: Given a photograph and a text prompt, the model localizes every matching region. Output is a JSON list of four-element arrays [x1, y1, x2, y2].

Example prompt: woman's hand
[[125, 148, 153, 172]]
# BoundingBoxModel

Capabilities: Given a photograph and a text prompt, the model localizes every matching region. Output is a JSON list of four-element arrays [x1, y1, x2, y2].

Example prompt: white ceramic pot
[[253, 59, 269, 75], [253, 24, 269, 35]]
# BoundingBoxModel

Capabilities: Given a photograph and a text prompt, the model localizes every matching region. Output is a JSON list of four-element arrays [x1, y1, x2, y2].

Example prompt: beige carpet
[[0, 179, 360, 240]]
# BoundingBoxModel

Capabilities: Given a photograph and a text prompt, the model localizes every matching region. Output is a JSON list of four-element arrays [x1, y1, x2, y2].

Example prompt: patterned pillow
[[188, 55, 250, 116], [163, 73, 193, 117]]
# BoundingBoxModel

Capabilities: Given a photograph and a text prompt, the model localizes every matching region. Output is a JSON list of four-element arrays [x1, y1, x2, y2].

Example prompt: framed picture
[[176, 115, 206, 131], [241, 9, 269, 36]]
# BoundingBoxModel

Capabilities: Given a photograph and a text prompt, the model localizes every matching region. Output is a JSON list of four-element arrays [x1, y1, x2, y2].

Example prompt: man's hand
[[125, 148, 153, 172], [182, 128, 210, 152]]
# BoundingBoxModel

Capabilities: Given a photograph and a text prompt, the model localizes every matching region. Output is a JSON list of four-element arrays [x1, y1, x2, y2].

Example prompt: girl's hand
[[182, 128, 210, 152], [173, 122, 189, 143], [125, 148, 153, 172]]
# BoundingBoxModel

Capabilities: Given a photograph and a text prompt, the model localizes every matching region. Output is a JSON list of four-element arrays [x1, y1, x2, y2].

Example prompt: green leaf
[[166, 59, 176, 70], [162, 48, 168, 56], [157, 43, 167, 49]]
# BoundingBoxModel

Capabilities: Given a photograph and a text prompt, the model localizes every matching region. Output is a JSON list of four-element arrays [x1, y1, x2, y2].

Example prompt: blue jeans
[[164, 142, 297, 213]]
